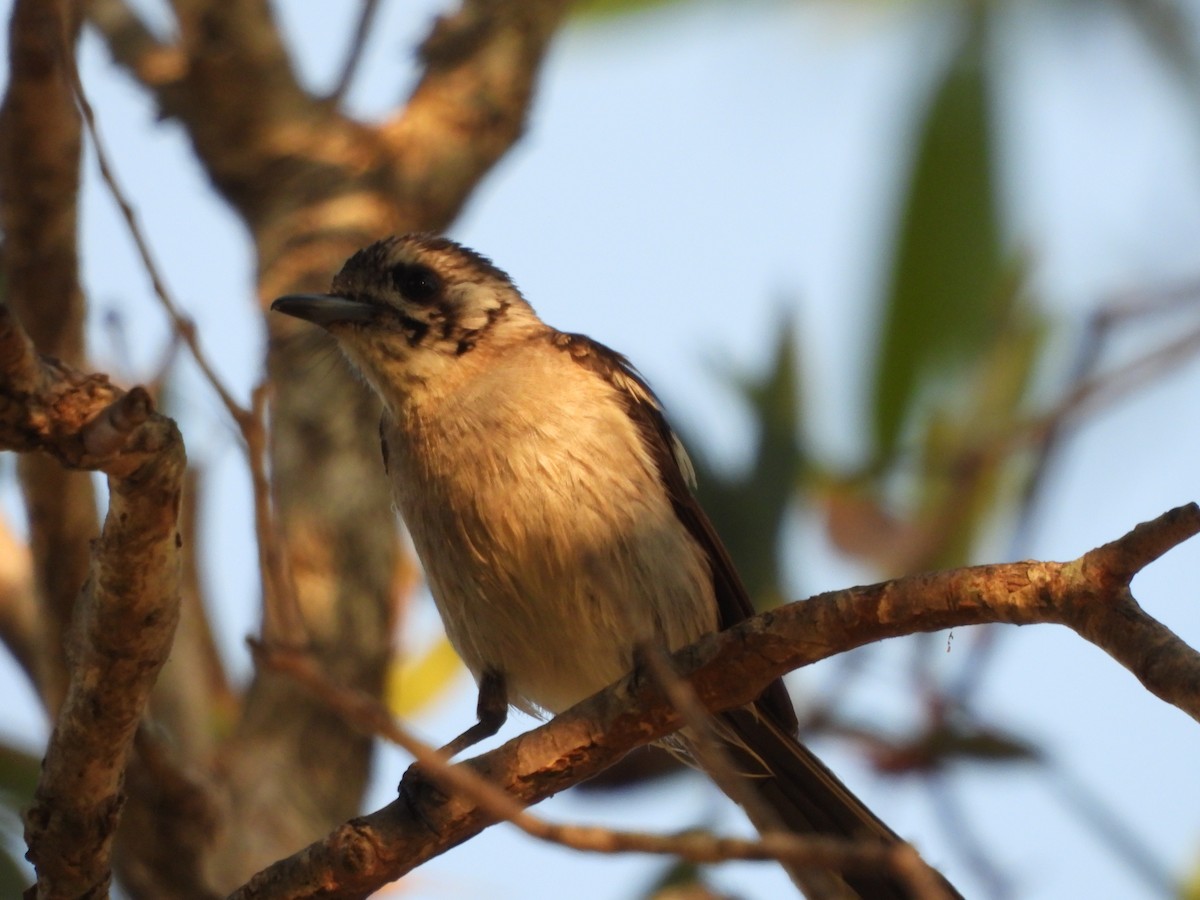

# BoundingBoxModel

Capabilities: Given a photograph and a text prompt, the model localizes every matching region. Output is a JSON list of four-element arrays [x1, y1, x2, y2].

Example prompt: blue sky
[[3, 1, 1200, 897]]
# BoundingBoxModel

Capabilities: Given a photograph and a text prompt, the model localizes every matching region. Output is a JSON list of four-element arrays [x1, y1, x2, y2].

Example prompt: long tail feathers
[[716, 707, 960, 900]]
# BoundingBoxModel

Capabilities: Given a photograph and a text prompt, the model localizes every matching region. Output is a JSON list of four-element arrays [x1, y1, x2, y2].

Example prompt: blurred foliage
[[0, 744, 39, 808], [568, 0, 1200, 595], [0, 743, 39, 895], [870, 10, 1005, 464], [686, 314, 806, 610], [0, 842, 26, 900], [641, 847, 740, 900], [842, 8, 1047, 577], [691, 7, 1045, 595], [1182, 855, 1200, 900], [1112, 0, 1200, 93], [865, 716, 1042, 774], [666, 9, 1199, 891], [386, 633, 462, 718], [577, 9, 1200, 893], [0, 244, 17, 900], [574, 0, 691, 20]]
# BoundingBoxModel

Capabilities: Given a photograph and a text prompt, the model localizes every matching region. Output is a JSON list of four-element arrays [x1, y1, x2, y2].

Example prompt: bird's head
[[271, 233, 542, 404]]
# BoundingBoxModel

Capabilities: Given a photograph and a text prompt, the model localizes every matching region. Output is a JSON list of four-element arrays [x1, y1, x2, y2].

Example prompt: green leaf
[[1181, 852, 1200, 900], [0, 743, 38, 895], [641, 858, 704, 899], [0, 743, 39, 807], [385, 635, 463, 718], [0, 843, 29, 899], [573, 0, 696, 20], [911, 264, 1042, 569], [871, 10, 1006, 461]]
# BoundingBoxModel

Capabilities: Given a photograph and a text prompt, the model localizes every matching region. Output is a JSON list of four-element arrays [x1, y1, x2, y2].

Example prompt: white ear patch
[[455, 282, 506, 331]]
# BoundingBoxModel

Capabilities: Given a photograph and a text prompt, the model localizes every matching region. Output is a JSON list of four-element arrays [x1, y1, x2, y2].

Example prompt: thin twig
[[929, 773, 1012, 900], [328, 0, 382, 105], [249, 381, 306, 646], [1021, 324, 1200, 453], [1096, 277, 1200, 326], [62, 27, 305, 647], [61, 36, 251, 432]]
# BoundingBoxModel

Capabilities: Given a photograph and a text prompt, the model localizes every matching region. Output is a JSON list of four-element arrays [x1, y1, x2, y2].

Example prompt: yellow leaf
[[385, 636, 465, 718]]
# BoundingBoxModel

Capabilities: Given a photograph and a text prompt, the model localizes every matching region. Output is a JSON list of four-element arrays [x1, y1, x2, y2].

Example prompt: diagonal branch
[[251, 644, 948, 900], [230, 504, 1200, 900]]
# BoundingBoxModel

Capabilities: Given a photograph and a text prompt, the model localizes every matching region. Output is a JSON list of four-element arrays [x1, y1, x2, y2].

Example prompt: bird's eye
[[389, 262, 441, 303]]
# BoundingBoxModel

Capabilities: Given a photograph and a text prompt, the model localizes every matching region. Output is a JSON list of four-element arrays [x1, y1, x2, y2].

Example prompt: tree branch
[[0, 302, 186, 898], [84, 0, 183, 91], [231, 504, 1200, 899], [384, 0, 571, 226], [253, 644, 951, 900], [0, 0, 94, 713]]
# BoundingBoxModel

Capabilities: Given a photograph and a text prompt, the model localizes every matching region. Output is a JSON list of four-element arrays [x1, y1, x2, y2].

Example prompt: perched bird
[[272, 234, 956, 899]]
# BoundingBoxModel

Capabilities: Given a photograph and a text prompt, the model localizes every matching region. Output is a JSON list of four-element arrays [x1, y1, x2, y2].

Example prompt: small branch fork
[[231, 504, 1200, 900]]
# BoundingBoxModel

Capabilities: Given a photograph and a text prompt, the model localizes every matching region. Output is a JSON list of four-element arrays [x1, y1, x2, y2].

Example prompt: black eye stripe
[[389, 262, 442, 303]]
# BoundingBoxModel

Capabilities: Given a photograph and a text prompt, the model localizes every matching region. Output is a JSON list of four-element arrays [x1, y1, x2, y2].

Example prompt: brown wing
[[550, 334, 945, 899], [552, 332, 798, 732]]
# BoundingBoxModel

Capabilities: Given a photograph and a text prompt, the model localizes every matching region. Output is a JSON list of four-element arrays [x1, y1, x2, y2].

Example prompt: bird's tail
[[714, 708, 960, 899]]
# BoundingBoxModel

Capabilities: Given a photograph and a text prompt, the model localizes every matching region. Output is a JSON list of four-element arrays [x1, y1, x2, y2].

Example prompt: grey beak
[[271, 293, 378, 327]]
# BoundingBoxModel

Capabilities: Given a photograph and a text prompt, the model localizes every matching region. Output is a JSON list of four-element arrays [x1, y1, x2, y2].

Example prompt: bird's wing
[[551, 331, 797, 732]]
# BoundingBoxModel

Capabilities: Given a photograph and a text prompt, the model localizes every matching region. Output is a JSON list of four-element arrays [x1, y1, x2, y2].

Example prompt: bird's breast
[[384, 356, 717, 715]]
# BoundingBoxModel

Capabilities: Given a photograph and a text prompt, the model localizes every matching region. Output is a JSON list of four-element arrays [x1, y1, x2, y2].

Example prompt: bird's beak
[[271, 293, 378, 327]]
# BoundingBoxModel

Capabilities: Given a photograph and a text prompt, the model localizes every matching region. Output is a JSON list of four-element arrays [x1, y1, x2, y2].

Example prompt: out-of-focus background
[[3, 1, 1200, 897]]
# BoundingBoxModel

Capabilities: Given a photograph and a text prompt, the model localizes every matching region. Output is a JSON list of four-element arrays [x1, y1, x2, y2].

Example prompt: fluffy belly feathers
[[386, 370, 717, 715]]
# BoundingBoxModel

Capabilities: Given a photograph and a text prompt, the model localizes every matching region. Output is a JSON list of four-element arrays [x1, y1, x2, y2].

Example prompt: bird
[[271, 233, 957, 899]]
